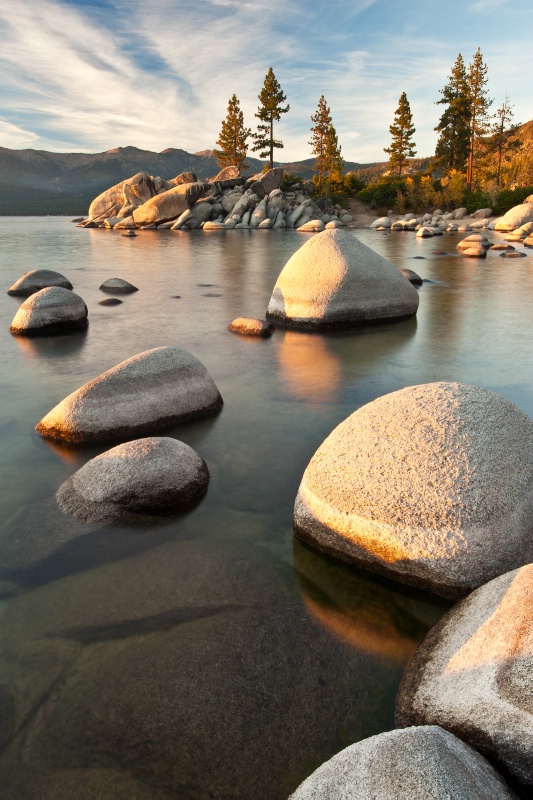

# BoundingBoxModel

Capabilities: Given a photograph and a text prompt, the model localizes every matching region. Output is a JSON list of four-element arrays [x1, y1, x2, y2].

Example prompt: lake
[[0, 217, 532, 798]]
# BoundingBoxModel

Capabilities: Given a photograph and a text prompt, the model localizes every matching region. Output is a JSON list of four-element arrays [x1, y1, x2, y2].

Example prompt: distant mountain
[[0, 144, 379, 215]]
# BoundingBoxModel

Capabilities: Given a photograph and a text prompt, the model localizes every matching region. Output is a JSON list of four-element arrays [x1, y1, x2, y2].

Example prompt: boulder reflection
[[293, 538, 447, 664], [278, 331, 341, 403]]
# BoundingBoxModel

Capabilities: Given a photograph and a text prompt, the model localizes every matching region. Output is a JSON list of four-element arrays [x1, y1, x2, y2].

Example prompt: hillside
[[0, 146, 379, 215]]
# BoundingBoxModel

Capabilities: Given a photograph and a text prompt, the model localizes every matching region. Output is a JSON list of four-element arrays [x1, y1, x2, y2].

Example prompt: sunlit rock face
[[294, 382, 533, 599], [36, 346, 223, 445], [289, 726, 517, 799], [397, 565, 533, 787], [10, 287, 87, 336], [266, 229, 419, 330], [56, 437, 209, 523], [7, 269, 73, 297], [88, 172, 155, 221], [227, 317, 275, 337], [132, 181, 211, 226], [495, 203, 533, 231]]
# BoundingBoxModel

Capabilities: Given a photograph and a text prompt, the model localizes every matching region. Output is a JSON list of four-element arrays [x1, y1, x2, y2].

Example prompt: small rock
[[10, 287, 88, 336], [400, 269, 423, 285], [416, 227, 433, 238], [228, 317, 275, 337], [490, 243, 515, 251], [98, 298, 123, 306], [99, 279, 138, 294], [462, 246, 487, 258], [56, 437, 209, 523], [500, 251, 527, 258], [7, 269, 73, 297]]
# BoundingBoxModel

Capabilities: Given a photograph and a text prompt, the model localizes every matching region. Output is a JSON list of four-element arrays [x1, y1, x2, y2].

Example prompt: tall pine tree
[[490, 95, 521, 187], [309, 97, 344, 196], [251, 67, 289, 169], [384, 92, 416, 175], [213, 94, 251, 172], [466, 47, 492, 190], [434, 53, 471, 173]]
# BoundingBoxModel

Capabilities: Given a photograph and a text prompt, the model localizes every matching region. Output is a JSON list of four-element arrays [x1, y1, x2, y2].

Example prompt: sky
[[0, 0, 530, 164]]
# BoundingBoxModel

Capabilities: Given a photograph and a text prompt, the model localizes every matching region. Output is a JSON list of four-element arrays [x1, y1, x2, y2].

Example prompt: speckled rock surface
[[227, 317, 275, 337], [266, 229, 419, 330], [10, 287, 87, 335], [36, 345, 223, 444], [56, 437, 209, 523], [396, 565, 533, 786], [7, 269, 73, 296], [289, 726, 517, 799], [293, 382, 533, 598], [99, 278, 138, 293]]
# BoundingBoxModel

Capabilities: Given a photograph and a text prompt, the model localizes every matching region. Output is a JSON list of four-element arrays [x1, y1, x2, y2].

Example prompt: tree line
[[214, 51, 530, 209]]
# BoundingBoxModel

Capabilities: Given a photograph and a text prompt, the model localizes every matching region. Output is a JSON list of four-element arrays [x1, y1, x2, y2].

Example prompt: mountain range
[[0, 145, 378, 216]]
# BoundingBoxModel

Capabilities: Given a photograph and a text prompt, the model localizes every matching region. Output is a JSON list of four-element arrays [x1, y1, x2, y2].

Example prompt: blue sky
[[0, 0, 529, 163]]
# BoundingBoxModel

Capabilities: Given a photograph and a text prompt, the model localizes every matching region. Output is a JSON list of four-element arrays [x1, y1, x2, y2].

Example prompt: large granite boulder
[[132, 182, 211, 226], [266, 229, 419, 330], [261, 167, 283, 194], [210, 165, 241, 182], [171, 171, 198, 185], [10, 287, 88, 336], [56, 437, 209, 523], [88, 172, 154, 221], [289, 726, 517, 799], [293, 382, 533, 599], [36, 346, 223, 445], [495, 203, 533, 231], [7, 269, 72, 297], [397, 565, 533, 787]]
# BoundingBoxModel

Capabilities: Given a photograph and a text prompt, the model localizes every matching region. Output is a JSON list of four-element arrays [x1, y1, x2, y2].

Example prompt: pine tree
[[384, 92, 416, 175], [490, 96, 521, 187], [434, 53, 471, 173], [213, 94, 251, 172], [251, 67, 289, 170], [309, 97, 344, 196], [466, 48, 492, 190]]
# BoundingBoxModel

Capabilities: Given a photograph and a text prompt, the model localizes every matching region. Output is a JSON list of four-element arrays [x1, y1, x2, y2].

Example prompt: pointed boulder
[[36, 346, 223, 445], [266, 229, 419, 329]]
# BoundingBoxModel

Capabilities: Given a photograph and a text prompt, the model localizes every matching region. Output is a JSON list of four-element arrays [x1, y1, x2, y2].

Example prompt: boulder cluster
[[78, 166, 354, 232]]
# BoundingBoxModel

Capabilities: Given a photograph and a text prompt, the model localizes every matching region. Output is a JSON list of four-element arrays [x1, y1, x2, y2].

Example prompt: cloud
[[0, 120, 40, 149]]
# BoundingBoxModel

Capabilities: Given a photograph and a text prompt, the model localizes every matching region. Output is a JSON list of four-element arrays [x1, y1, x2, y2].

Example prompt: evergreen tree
[[434, 53, 471, 173], [384, 92, 416, 175], [251, 67, 289, 170], [309, 97, 344, 196], [490, 96, 521, 187], [213, 94, 251, 172], [466, 47, 492, 190]]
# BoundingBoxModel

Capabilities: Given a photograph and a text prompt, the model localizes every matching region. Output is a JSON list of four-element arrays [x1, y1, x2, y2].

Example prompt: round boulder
[[400, 268, 423, 285], [266, 229, 419, 330], [10, 287, 88, 336], [289, 726, 517, 799], [495, 203, 533, 231], [500, 251, 527, 258], [397, 565, 533, 787], [99, 278, 138, 294], [7, 269, 73, 297], [456, 234, 490, 250], [227, 317, 275, 337], [293, 382, 533, 599], [36, 345, 223, 445], [462, 246, 487, 258], [57, 437, 209, 523], [416, 227, 433, 238]]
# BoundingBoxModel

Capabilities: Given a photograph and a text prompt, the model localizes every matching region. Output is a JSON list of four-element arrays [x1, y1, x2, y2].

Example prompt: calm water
[[0, 218, 532, 798]]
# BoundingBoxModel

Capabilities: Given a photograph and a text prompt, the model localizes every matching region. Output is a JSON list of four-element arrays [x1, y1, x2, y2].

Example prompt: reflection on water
[[0, 218, 533, 797]]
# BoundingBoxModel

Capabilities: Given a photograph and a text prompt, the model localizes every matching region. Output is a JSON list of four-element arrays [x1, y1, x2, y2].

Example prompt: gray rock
[[7, 269, 73, 297], [56, 437, 209, 523], [454, 207, 468, 220], [10, 287, 88, 336], [397, 565, 533, 787], [36, 346, 223, 445], [495, 203, 533, 231], [221, 191, 243, 213], [98, 298, 122, 306], [400, 268, 423, 285], [247, 179, 267, 199], [250, 197, 268, 227], [190, 201, 213, 224], [260, 167, 283, 194], [294, 382, 533, 598], [289, 726, 517, 799], [370, 216, 392, 229], [266, 229, 419, 330], [99, 278, 138, 294], [473, 207, 493, 218], [227, 317, 275, 337], [170, 209, 193, 230]]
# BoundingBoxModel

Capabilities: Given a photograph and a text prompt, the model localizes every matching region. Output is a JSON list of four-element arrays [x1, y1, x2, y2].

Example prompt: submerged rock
[[227, 317, 275, 337], [10, 287, 88, 336], [98, 298, 122, 306], [7, 269, 73, 297], [293, 382, 533, 599], [99, 278, 138, 294], [397, 565, 533, 787], [36, 346, 223, 445], [57, 437, 209, 523], [289, 726, 517, 799], [266, 229, 419, 330]]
